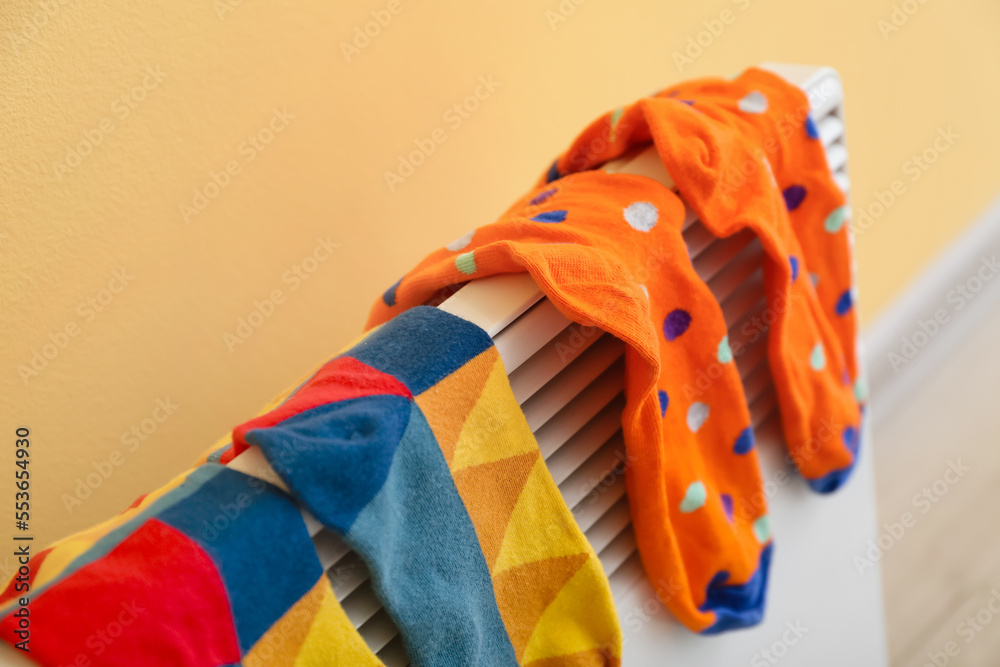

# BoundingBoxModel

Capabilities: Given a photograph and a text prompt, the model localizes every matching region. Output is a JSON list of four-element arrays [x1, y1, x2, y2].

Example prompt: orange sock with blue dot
[[368, 67, 863, 634]]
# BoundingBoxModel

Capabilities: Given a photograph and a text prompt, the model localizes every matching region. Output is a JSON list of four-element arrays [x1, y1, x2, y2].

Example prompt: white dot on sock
[[687, 402, 710, 433], [624, 202, 659, 232], [738, 90, 769, 114], [446, 230, 475, 251]]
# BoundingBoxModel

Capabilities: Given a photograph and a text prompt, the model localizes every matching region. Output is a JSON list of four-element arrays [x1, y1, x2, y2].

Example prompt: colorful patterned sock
[[233, 306, 622, 666], [0, 464, 382, 665], [365, 68, 863, 633]]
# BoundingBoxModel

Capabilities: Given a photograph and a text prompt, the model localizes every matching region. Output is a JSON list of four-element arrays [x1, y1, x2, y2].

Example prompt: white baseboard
[[863, 195, 1000, 429]]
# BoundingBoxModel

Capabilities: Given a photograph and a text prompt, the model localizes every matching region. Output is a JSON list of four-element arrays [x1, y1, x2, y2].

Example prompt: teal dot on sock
[[610, 106, 625, 141], [810, 343, 826, 371], [717, 335, 733, 364], [825, 205, 849, 233], [753, 515, 772, 543], [455, 251, 477, 275], [854, 376, 868, 402], [680, 481, 707, 513]]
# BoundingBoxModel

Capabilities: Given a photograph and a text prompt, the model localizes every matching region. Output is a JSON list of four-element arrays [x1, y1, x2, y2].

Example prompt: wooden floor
[[875, 303, 1000, 666]]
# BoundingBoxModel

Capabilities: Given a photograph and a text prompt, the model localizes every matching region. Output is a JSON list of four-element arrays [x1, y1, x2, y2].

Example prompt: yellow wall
[[2, 0, 999, 553]]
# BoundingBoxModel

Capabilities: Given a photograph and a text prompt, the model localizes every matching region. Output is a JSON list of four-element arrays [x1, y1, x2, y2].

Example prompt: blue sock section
[[805, 422, 862, 494], [699, 544, 773, 634], [348, 404, 517, 667], [7, 465, 224, 611], [348, 306, 494, 395], [244, 395, 412, 534], [155, 466, 322, 653], [244, 385, 516, 666]]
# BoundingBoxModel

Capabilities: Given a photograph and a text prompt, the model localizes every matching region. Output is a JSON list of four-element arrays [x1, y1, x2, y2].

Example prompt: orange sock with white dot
[[367, 67, 863, 633]]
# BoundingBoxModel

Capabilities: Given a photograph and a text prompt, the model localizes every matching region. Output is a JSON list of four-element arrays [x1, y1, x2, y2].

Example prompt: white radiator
[[230, 63, 888, 666]]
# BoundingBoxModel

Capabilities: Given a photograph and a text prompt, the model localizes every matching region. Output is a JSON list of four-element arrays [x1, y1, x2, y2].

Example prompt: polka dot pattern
[[737, 90, 768, 114], [546, 160, 561, 183], [843, 425, 860, 456], [824, 205, 849, 233], [680, 481, 707, 513], [805, 114, 820, 140], [733, 427, 755, 455], [687, 402, 710, 433], [446, 230, 475, 251], [623, 201, 659, 232], [720, 494, 735, 522], [663, 309, 692, 341], [835, 289, 853, 316], [789, 256, 800, 282], [455, 251, 477, 275], [382, 278, 402, 307], [854, 376, 868, 402], [609, 106, 625, 141], [530, 188, 557, 206], [809, 343, 826, 371], [531, 210, 568, 223], [658, 390, 669, 417], [783, 185, 807, 211], [752, 515, 772, 543], [717, 336, 733, 364]]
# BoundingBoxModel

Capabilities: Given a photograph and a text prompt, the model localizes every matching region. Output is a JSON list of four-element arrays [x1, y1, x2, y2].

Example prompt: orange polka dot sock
[[367, 68, 862, 634]]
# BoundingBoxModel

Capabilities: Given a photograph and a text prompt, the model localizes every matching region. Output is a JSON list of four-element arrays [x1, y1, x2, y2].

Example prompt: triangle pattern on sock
[[415, 348, 496, 466], [492, 459, 584, 573], [522, 558, 622, 664], [492, 552, 589, 660], [295, 578, 382, 666], [452, 449, 540, 571], [450, 355, 538, 472], [245, 576, 327, 667]]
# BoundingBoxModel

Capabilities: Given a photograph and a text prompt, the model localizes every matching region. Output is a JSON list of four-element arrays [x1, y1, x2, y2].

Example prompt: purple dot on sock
[[721, 494, 734, 522], [663, 309, 692, 341], [843, 425, 860, 456], [733, 427, 755, 455], [789, 256, 800, 282], [530, 188, 557, 206], [806, 115, 820, 140], [783, 185, 807, 211], [531, 210, 567, 223], [836, 288, 853, 315], [658, 390, 669, 417]]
